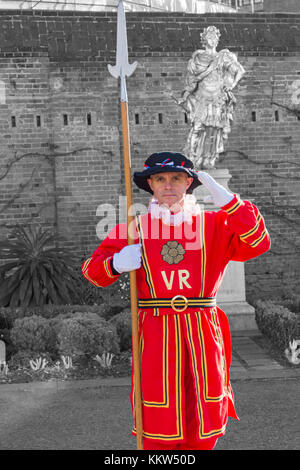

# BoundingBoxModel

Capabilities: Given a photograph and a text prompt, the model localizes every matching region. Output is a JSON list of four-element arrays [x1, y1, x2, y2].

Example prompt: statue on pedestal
[[175, 26, 245, 169]]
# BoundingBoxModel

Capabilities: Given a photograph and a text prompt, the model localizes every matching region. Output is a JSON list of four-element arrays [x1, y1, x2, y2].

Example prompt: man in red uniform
[[82, 151, 270, 450]]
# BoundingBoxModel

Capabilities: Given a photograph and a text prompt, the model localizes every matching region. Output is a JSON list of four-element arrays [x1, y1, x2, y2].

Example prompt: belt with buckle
[[138, 296, 216, 313]]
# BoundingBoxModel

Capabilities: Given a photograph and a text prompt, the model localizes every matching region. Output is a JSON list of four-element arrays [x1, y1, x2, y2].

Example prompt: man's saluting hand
[[196, 171, 235, 207]]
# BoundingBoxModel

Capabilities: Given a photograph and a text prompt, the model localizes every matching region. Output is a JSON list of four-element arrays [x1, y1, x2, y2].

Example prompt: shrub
[[104, 274, 131, 308], [0, 306, 28, 329], [71, 265, 107, 306], [10, 315, 57, 355], [71, 261, 130, 308], [8, 350, 52, 369], [255, 300, 298, 351], [273, 294, 300, 314], [88, 273, 131, 310], [0, 303, 116, 327], [109, 308, 132, 351], [23, 303, 114, 320], [57, 312, 120, 358], [0, 224, 79, 308]]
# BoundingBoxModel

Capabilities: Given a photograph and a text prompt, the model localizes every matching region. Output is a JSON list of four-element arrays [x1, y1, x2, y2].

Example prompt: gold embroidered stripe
[[103, 257, 119, 278], [136, 216, 158, 316], [224, 199, 242, 215], [82, 258, 103, 287], [138, 297, 216, 309], [211, 309, 227, 387], [185, 313, 226, 439], [250, 230, 267, 247], [199, 211, 206, 298], [132, 315, 183, 440], [143, 315, 169, 407], [82, 268, 102, 287], [82, 257, 92, 272], [240, 214, 262, 240], [195, 312, 225, 402]]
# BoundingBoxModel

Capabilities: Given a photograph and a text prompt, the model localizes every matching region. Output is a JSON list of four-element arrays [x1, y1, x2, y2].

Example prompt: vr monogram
[[161, 269, 192, 290]]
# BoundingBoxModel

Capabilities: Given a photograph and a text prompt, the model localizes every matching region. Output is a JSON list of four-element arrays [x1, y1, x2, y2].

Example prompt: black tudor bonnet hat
[[133, 151, 202, 195]]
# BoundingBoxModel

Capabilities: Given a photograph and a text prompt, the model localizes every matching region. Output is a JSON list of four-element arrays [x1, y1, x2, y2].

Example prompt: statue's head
[[200, 26, 221, 48]]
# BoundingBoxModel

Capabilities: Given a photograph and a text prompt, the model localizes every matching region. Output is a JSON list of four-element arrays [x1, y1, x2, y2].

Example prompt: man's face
[[147, 172, 193, 210]]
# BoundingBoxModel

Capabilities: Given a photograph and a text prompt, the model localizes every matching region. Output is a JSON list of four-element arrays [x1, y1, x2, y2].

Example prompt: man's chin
[[162, 198, 178, 206], [160, 198, 183, 212]]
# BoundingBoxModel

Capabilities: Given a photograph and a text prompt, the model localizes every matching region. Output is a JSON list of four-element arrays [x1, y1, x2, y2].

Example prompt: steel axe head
[[107, 0, 138, 80]]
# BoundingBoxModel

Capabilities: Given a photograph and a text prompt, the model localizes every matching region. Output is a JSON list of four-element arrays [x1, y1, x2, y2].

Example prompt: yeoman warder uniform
[[82, 152, 271, 450]]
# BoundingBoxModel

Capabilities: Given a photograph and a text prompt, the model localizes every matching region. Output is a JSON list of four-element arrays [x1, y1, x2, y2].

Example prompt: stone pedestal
[[194, 168, 257, 331]]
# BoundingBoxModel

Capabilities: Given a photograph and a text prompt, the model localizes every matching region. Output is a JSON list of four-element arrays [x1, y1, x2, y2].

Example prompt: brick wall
[[264, 0, 300, 12], [0, 10, 299, 301]]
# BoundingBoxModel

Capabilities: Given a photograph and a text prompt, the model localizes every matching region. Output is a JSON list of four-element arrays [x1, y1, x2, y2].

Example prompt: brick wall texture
[[0, 10, 299, 302]]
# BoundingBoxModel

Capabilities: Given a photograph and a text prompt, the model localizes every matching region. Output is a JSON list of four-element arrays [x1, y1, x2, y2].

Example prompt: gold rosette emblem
[[161, 241, 185, 265]]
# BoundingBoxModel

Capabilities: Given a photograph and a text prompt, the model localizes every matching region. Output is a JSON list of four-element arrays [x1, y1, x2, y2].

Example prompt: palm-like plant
[[0, 225, 78, 308]]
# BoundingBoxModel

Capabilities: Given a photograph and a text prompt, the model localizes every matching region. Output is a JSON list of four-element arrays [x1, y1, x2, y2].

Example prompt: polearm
[[107, 0, 143, 450]]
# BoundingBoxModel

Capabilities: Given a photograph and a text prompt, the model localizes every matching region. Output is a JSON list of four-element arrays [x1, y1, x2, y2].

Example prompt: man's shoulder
[[135, 212, 151, 224], [107, 223, 128, 240], [202, 209, 227, 224]]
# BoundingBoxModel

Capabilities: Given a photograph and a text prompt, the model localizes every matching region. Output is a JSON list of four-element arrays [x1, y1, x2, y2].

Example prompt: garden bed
[[0, 350, 132, 385], [1, 331, 299, 387], [252, 334, 300, 369]]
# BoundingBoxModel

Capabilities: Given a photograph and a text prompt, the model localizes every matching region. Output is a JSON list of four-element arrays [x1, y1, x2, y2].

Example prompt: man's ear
[[147, 177, 153, 191], [186, 177, 193, 190]]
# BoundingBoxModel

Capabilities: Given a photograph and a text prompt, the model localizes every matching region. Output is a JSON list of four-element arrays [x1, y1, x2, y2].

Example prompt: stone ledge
[[219, 301, 258, 331]]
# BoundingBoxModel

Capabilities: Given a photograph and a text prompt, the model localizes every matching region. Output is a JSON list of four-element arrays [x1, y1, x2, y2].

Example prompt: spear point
[[108, 0, 138, 101]]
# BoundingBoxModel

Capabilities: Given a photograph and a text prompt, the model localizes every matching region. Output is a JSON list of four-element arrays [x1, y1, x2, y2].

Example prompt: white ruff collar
[[148, 195, 201, 226]]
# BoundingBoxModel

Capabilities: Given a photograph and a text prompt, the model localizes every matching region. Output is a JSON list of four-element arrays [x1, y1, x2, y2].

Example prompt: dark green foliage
[[109, 308, 132, 351], [94, 273, 131, 309], [10, 315, 57, 355], [255, 300, 298, 351], [72, 264, 131, 310], [273, 293, 300, 314], [0, 225, 78, 308], [57, 312, 120, 358], [0, 303, 113, 320], [9, 311, 121, 362], [8, 350, 52, 369]]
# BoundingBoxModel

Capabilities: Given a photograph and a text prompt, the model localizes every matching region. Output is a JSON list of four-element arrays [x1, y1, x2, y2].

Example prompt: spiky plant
[[0, 225, 78, 308]]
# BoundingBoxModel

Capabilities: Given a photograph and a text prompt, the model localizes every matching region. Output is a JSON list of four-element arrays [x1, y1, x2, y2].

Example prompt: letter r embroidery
[[178, 269, 192, 289]]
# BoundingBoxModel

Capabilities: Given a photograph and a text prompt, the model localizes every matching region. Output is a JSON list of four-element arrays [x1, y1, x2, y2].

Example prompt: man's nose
[[164, 177, 173, 188]]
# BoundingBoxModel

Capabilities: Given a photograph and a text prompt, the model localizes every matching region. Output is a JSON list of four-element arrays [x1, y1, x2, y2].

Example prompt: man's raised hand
[[196, 171, 234, 207]]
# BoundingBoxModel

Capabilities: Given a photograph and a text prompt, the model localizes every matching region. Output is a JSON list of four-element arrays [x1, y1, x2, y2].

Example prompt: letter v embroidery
[[161, 271, 175, 290]]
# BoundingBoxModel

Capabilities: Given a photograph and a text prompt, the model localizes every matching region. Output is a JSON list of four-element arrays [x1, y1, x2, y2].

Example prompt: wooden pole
[[107, 0, 141, 449], [120, 100, 143, 451]]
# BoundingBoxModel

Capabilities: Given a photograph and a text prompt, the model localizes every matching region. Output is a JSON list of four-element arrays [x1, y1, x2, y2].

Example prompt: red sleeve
[[220, 195, 271, 262], [82, 224, 129, 287]]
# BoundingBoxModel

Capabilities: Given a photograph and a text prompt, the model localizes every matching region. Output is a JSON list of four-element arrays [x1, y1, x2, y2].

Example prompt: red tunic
[[82, 195, 270, 444]]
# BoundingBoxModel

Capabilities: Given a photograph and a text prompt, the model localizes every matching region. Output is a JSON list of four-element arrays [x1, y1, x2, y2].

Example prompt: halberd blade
[[108, 0, 138, 79]]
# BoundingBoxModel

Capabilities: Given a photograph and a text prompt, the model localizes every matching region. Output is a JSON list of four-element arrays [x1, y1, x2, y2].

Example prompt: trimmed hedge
[[0, 303, 115, 323], [57, 312, 120, 357], [109, 308, 132, 352], [255, 300, 298, 351], [10, 315, 57, 354], [9, 312, 120, 362]]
